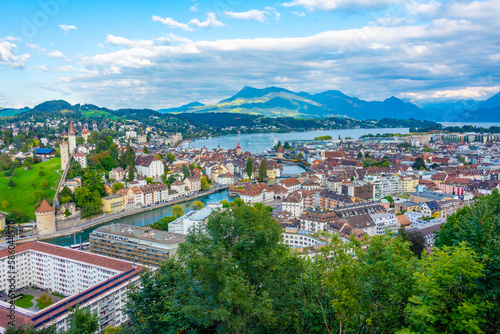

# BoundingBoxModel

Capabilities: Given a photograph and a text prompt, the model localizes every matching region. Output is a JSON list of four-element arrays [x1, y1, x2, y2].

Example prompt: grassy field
[[0, 158, 61, 220], [15, 295, 34, 308], [82, 109, 122, 121]]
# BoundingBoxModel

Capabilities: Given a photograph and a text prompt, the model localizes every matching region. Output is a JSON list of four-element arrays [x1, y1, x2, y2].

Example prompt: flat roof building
[[90, 224, 186, 267]]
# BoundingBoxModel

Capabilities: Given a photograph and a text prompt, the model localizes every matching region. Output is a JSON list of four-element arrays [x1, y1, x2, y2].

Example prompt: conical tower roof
[[35, 199, 55, 213], [68, 120, 76, 135]]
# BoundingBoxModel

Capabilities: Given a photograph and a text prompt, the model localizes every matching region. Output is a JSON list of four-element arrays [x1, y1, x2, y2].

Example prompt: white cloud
[[105, 35, 172, 50], [152, 15, 193, 31], [189, 12, 224, 29], [292, 11, 306, 16], [282, 0, 395, 11], [0, 41, 30, 69], [153, 12, 224, 31], [190, 4, 198, 12], [56, 65, 76, 72], [432, 86, 500, 99], [35, 65, 50, 72], [225, 10, 269, 22], [406, 0, 442, 16], [4, 36, 20, 42], [401, 86, 500, 100], [59, 24, 78, 34], [47, 50, 71, 62]]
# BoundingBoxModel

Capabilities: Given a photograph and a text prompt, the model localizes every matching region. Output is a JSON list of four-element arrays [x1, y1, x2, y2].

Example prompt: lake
[[189, 127, 410, 154]]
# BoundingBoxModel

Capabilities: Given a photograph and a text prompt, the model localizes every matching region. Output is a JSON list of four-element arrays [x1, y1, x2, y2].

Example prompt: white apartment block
[[135, 155, 164, 178], [364, 175, 403, 199], [369, 212, 399, 235], [282, 193, 304, 218], [0, 242, 143, 333], [281, 233, 327, 248], [73, 152, 87, 169], [168, 205, 220, 235]]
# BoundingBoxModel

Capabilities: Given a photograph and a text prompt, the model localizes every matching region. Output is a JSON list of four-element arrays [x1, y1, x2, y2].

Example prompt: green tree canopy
[[171, 204, 184, 218]]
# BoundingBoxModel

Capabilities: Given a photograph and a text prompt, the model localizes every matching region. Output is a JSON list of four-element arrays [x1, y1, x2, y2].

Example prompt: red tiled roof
[[35, 199, 55, 213], [0, 242, 136, 272], [280, 177, 300, 188]]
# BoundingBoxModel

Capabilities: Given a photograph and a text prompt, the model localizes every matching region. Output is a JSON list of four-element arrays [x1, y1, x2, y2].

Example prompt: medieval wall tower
[[35, 199, 56, 235], [68, 120, 76, 154], [60, 140, 69, 170]]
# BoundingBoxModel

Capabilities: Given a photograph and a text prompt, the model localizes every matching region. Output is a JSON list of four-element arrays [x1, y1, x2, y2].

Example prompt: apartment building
[[90, 224, 185, 267], [0, 242, 143, 333], [364, 174, 403, 199]]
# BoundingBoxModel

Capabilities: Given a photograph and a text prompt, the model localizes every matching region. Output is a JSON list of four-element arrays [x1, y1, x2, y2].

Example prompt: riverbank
[[16, 185, 229, 244]]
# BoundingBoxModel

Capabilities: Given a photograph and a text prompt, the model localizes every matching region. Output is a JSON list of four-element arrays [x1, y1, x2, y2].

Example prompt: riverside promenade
[[15, 185, 229, 244]]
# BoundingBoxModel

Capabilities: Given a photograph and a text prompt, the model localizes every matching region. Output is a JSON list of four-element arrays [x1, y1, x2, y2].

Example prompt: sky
[[1, 0, 500, 110]]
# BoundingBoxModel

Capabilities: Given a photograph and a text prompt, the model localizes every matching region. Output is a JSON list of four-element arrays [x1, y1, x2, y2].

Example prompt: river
[[46, 127, 408, 246]]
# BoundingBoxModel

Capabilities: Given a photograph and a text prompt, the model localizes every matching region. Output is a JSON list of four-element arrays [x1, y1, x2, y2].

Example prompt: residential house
[[135, 154, 164, 178], [240, 183, 275, 204]]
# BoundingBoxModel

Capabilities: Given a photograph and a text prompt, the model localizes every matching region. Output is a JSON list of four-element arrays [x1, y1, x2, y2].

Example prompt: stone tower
[[236, 143, 241, 156], [68, 120, 76, 154], [82, 127, 90, 143], [60, 140, 69, 170], [35, 199, 56, 235], [277, 146, 284, 159]]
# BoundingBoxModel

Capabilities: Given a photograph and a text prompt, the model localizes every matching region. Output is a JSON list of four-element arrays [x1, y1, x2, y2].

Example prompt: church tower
[[35, 199, 56, 235], [68, 120, 76, 154], [60, 140, 69, 170], [236, 143, 241, 155]]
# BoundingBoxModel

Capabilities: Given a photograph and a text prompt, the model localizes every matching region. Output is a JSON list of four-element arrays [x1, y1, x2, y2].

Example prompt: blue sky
[[1, 0, 500, 109]]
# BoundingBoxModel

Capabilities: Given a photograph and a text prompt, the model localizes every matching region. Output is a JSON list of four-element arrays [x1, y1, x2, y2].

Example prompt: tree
[[357, 151, 363, 158], [83, 168, 105, 196], [143, 146, 149, 153], [74, 187, 101, 218], [5, 325, 56, 334], [298, 152, 303, 159], [364, 152, 370, 158], [148, 215, 176, 231], [193, 201, 204, 210], [402, 244, 486, 334], [8, 179, 15, 188], [181, 164, 190, 179], [200, 176, 210, 191], [112, 182, 125, 193], [64, 209, 71, 217], [412, 157, 426, 170], [1, 200, 10, 209], [259, 159, 267, 181], [246, 157, 253, 179], [171, 204, 184, 218], [59, 186, 73, 200], [102, 155, 118, 171], [125, 205, 303, 333], [166, 153, 176, 164], [403, 228, 427, 259], [66, 306, 99, 334], [383, 195, 394, 204], [128, 161, 135, 182], [435, 190, 500, 331]]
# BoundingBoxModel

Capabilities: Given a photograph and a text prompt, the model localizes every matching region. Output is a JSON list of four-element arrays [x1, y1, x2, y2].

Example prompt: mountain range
[[158, 86, 500, 122]]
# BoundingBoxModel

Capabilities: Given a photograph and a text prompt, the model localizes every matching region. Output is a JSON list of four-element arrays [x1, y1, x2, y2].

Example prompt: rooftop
[[93, 224, 186, 246]]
